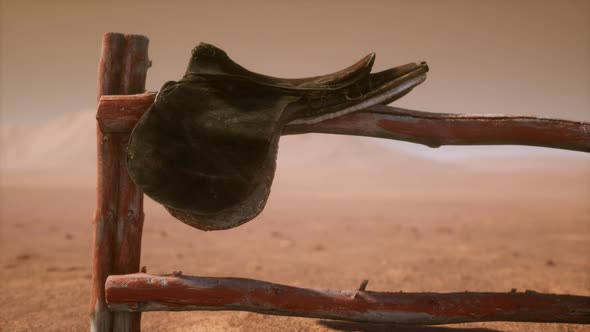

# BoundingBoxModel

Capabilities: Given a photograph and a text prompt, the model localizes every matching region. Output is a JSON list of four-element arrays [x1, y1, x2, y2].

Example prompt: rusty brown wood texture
[[94, 93, 590, 153], [92, 33, 150, 332], [112, 34, 150, 332], [284, 105, 590, 152], [92, 32, 125, 332], [97, 93, 156, 133], [105, 273, 590, 324]]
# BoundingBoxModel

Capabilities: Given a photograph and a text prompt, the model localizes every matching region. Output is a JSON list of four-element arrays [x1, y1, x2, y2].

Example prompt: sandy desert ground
[[1, 131, 589, 332]]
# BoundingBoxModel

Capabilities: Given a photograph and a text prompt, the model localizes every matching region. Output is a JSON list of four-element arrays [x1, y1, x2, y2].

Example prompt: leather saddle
[[127, 43, 429, 231]]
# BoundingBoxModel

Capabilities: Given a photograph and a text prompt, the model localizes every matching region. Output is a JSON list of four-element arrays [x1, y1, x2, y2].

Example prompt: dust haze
[[1, 0, 590, 331], [1, 113, 589, 331]]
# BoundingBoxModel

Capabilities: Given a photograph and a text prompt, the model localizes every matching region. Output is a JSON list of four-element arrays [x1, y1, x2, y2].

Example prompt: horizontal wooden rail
[[106, 273, 590, 324], [96, 93, 590, 152], [96, 92, 156, 133], [284, 105, 590, 152]]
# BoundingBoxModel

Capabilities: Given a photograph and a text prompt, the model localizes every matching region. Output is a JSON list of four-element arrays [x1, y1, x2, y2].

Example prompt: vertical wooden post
[[91, 32, 150, 332], [112, 34, 150, 332], [92, 32, 125, 332]]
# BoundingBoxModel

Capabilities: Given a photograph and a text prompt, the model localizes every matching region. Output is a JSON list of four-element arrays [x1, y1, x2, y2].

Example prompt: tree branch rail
[[97, 92, 590, 152], [106, 273, 590, 325]]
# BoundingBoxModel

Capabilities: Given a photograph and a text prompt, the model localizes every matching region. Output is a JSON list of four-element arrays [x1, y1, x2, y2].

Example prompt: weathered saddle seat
[[186, 43, 375, 91], [127, 43, 428, 230]]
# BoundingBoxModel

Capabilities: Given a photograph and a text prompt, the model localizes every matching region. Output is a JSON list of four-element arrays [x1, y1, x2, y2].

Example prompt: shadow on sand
[[318, 320, 501, 332]]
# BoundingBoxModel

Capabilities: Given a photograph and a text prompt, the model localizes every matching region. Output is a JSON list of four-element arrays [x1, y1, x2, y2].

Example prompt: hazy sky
[[1, 0, 589, 126]]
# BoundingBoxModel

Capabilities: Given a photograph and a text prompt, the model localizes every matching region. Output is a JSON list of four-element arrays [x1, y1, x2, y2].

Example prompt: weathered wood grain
[[97, 93, 156, 133], [106, 273, 590, 324], [92, 32, 150, 332], [111, 34, 150, 332], [283, 105, 590, 152], [119, 35, 151, 95], [92, 32, 125, 332]]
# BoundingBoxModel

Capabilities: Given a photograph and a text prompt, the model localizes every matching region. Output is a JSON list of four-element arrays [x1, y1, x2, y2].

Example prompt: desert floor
[[1, 137, 589, 332]]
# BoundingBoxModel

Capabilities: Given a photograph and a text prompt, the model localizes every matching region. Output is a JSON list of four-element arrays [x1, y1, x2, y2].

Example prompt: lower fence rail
[[106, 273, 590, 325]]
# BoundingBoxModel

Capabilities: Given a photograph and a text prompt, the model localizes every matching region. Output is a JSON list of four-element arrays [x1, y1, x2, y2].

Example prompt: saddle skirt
[[126, 43, 428, 230]]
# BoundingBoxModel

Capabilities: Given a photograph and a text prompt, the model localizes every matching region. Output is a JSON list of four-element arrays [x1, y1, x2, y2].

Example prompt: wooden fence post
[[91, 32, 150, 332]]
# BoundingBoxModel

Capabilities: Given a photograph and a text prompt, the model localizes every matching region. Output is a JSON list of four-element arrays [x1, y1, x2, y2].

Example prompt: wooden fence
[[91, 32, 590, 332]]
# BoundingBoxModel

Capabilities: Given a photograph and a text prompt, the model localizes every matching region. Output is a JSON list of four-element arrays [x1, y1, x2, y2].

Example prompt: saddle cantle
[[126, 43, 429, 231]]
